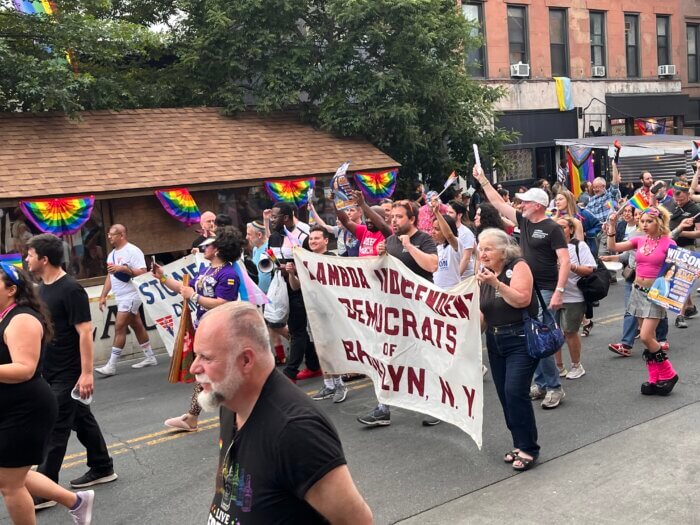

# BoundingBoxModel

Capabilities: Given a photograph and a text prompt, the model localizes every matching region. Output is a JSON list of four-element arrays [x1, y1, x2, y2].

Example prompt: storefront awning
[[556, 135, 698, 157], [605, 93, 689, 119]]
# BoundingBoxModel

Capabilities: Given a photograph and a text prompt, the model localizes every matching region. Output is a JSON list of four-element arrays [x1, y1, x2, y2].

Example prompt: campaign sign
[[647, 247, 700, 315]]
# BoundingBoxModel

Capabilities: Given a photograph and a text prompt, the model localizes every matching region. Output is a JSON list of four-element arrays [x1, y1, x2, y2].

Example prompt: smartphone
[[651, 181, 664, 194], [151, 255, 156, 266]]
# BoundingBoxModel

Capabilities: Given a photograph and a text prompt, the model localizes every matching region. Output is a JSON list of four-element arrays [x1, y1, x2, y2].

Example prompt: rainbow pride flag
[[155, 188, 201, 226], [0, 253, 23, 269], [628, 193, 650, 212], [567, 146, 595, 198], [265, 178, 315, 206], [12, 0, 55, 15], [20, 196, 94, 236], [353, 169, 397, 201]]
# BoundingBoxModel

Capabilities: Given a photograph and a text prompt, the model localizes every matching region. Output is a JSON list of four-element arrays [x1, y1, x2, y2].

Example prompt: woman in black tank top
[[477, 229, 540, 471], [0, 263, 91, 523]]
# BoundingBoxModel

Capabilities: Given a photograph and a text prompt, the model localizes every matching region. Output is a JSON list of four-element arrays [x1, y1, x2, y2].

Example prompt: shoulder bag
[[522, 285, 565, 360], [573, 240, 610, 302]]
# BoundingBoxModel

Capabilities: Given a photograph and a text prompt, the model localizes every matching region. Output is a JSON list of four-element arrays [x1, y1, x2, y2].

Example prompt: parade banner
[[647, 247, 700, 315], [134, 255, 202, 356], [293, 249, 483, 447]]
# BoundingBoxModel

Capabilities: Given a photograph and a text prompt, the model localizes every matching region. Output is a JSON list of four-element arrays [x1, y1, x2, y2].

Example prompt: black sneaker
[[70, 469, 118, 489], [422, 417, 441, 426], [357, 406, 391, 426], [685, 305, 698, 318], [33, 497, 57, 510]]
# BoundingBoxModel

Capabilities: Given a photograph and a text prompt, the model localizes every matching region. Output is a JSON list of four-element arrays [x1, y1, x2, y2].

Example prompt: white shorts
[[117, 295, 142, 315]]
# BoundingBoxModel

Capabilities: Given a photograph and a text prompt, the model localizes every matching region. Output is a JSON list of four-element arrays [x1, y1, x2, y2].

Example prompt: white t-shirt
[[565, 241, 596, 303], [457, 224, 476, 277], [108, 243, 146, 298], [434, 240, 463, 290]]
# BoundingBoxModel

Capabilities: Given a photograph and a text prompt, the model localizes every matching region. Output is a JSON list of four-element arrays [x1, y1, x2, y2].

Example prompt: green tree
[[177, 0, 512, 189], [0, 0, 177, 113]]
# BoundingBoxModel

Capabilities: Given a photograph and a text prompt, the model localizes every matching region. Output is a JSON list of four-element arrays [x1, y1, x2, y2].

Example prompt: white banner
[[293, 249, 483, 448], [134, 255, 202, 356]]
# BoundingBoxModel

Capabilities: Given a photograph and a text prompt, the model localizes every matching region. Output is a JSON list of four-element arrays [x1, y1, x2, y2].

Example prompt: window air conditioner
[[591, 66, 606, 77], [510, 62, 530, 78], [658, 64, 676, 76]]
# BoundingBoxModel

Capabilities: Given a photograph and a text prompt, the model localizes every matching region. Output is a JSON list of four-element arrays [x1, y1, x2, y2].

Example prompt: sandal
[[581, 320, 594, 337], [512, 454, 536, 472], [503, 449, 520, 463], [608, 343, 632, 357]]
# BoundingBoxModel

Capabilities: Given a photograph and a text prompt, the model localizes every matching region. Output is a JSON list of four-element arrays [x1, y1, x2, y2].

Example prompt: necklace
[[640, 235, 661, 256], [43, 269, 66, 285]]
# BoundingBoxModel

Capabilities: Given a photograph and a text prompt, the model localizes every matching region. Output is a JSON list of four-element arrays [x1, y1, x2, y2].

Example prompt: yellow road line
[[61, 379, 372, 469]]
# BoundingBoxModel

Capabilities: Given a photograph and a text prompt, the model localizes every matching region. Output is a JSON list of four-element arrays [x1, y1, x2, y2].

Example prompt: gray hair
[[204, 302, 272, 360], [477, 228, 521, 264]]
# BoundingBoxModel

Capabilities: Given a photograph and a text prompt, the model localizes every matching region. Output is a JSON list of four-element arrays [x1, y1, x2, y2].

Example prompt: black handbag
[[573, 241, 610, 302], [522, 286, 565, 360]]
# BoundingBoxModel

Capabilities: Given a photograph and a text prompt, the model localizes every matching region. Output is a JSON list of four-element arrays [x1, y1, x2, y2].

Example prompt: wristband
[[192, 293, 199, 304], [159, 274, 167, 283]]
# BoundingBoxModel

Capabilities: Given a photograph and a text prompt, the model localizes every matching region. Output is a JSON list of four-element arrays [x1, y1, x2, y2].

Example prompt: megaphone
[[257, 255, 275, 274]]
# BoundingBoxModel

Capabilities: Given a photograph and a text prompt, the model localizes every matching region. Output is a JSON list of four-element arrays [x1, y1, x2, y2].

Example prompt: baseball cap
[[514, 188, 549, 207]]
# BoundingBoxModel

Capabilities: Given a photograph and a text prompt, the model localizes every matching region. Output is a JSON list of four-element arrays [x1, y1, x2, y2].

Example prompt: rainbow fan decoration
[[567, 146, 595, 198], [353, 169, 397, 202], [20, 196, 94, 236], [155, 189, 201, 226], [264, 178, 315, 206], [12, 0, 55, 15], [0, 254, 23, 269]]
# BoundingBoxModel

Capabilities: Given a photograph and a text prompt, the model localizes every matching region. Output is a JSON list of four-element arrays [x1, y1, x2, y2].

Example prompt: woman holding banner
[[477, 228, 540, 471], [152, 227, 244, 431], [607, 207, 679, 396]]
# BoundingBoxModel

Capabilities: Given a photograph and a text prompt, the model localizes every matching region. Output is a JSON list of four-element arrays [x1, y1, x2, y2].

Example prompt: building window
[[549, 9, 569, 76], [657, 16, 671, 66], [689, 25, 699, 83], [590, 11, 606, 69], [625, 14, 640, 77], [507, 5, 528, 65], [462, 2, 486, 78]]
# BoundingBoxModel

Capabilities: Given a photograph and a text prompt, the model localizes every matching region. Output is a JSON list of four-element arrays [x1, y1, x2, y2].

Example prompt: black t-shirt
[[39, 275, 92, 381], [191, 234, 208, 249], [668, 200, 700, 248], [211, 370, 346, 525], [516, 212, 568, 290], [385, 230, 438, 282]]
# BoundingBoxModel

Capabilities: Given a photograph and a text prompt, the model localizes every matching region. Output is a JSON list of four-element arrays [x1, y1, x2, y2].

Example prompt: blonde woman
[[550, 190, 584, 241]]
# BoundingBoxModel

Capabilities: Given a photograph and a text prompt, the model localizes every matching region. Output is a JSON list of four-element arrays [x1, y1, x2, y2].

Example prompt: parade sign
[[647, 247, 700, 315], [134, 255, 201, 356], [293, 249, 483, 447]]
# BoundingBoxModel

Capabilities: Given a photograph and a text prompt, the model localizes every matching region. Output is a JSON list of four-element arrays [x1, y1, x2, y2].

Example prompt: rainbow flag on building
[[0, 253, 23, 269], [567, 146, 595, 198]]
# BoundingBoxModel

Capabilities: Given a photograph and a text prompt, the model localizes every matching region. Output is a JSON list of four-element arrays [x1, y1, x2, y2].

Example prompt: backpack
[[573, 240, 610, 302]]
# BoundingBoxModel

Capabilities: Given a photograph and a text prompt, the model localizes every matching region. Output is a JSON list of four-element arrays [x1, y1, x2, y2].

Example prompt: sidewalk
[[398, 402, 700, 524]]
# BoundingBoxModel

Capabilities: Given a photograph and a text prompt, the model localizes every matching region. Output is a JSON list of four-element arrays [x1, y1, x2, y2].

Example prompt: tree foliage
[[0, 0, 514, 187]]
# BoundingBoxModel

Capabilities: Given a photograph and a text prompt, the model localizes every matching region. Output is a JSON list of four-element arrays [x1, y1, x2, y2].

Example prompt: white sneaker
[[69, 490, 94, 525], [541, 389, 565, 409], [566, 363, 586, 380], [95, 362, 116, 376], [131, 356, 158, 369], [557, 365, 568, 377]]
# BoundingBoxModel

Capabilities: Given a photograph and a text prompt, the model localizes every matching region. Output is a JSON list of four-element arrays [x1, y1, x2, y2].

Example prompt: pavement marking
[[61, 378, 373, 470]]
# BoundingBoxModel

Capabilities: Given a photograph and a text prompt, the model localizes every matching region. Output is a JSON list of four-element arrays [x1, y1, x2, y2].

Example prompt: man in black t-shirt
[[190, 211, 216, 252], [357, 200, 438, 427], [26, 234, 116, 501], [474, 167, 571, 410], [668, 182, 700, 326], [191, 302, 372, 524]]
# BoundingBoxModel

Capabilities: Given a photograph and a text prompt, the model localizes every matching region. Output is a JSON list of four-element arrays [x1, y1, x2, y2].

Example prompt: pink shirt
[[629, 236, 676, 279], [355, 224, 385, 257]]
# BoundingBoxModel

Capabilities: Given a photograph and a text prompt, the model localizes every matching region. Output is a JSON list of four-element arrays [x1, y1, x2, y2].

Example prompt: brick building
[[461, 0, 698, 183]]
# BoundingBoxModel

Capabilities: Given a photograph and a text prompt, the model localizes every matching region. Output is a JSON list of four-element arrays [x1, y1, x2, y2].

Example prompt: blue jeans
[[533, 288, 562, 391], [486, 324, 540, 458], [621, 281, 668, 346]]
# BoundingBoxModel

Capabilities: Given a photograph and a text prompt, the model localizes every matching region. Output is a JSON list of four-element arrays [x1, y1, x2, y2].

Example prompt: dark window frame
[[688, 24, 699, 83], [463, 1, 487, 78], [549, 8, 569, 77], [625, 13, 641, 78], [507, 4, 529, 66], [589, 11, 607, 70], [657, 15, 671, 67]]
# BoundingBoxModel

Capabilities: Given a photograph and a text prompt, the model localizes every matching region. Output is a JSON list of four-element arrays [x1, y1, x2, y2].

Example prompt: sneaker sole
[[95, 369, 116, 376], [311, 395, 334, 401], [131, 361, 158, 369], [34, 500, 57, 510], [357, 418, 391, 427], [70, 473, 118, 488], [333, 392, 348, 403], [566, 372, 586, 379]]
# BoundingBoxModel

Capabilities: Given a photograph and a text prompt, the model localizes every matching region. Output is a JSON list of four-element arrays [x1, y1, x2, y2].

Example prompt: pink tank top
[[629, 236, 676, 279]]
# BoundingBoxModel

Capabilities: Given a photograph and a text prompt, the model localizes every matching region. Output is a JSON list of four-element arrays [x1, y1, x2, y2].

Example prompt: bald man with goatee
[[192, 302, 372, 525]]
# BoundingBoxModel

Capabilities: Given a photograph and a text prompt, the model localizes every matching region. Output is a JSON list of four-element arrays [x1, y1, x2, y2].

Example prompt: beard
[[195, 369, 242, 412]]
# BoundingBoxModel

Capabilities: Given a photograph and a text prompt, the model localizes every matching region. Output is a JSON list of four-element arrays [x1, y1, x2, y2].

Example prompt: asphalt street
[[2, 282, 699, 524]]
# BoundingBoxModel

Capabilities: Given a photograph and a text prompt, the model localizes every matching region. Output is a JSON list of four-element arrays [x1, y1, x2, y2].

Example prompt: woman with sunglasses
[[153, 227, 244, 431], [0, 263, 95, 523], [607, 206, 679, 395]]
